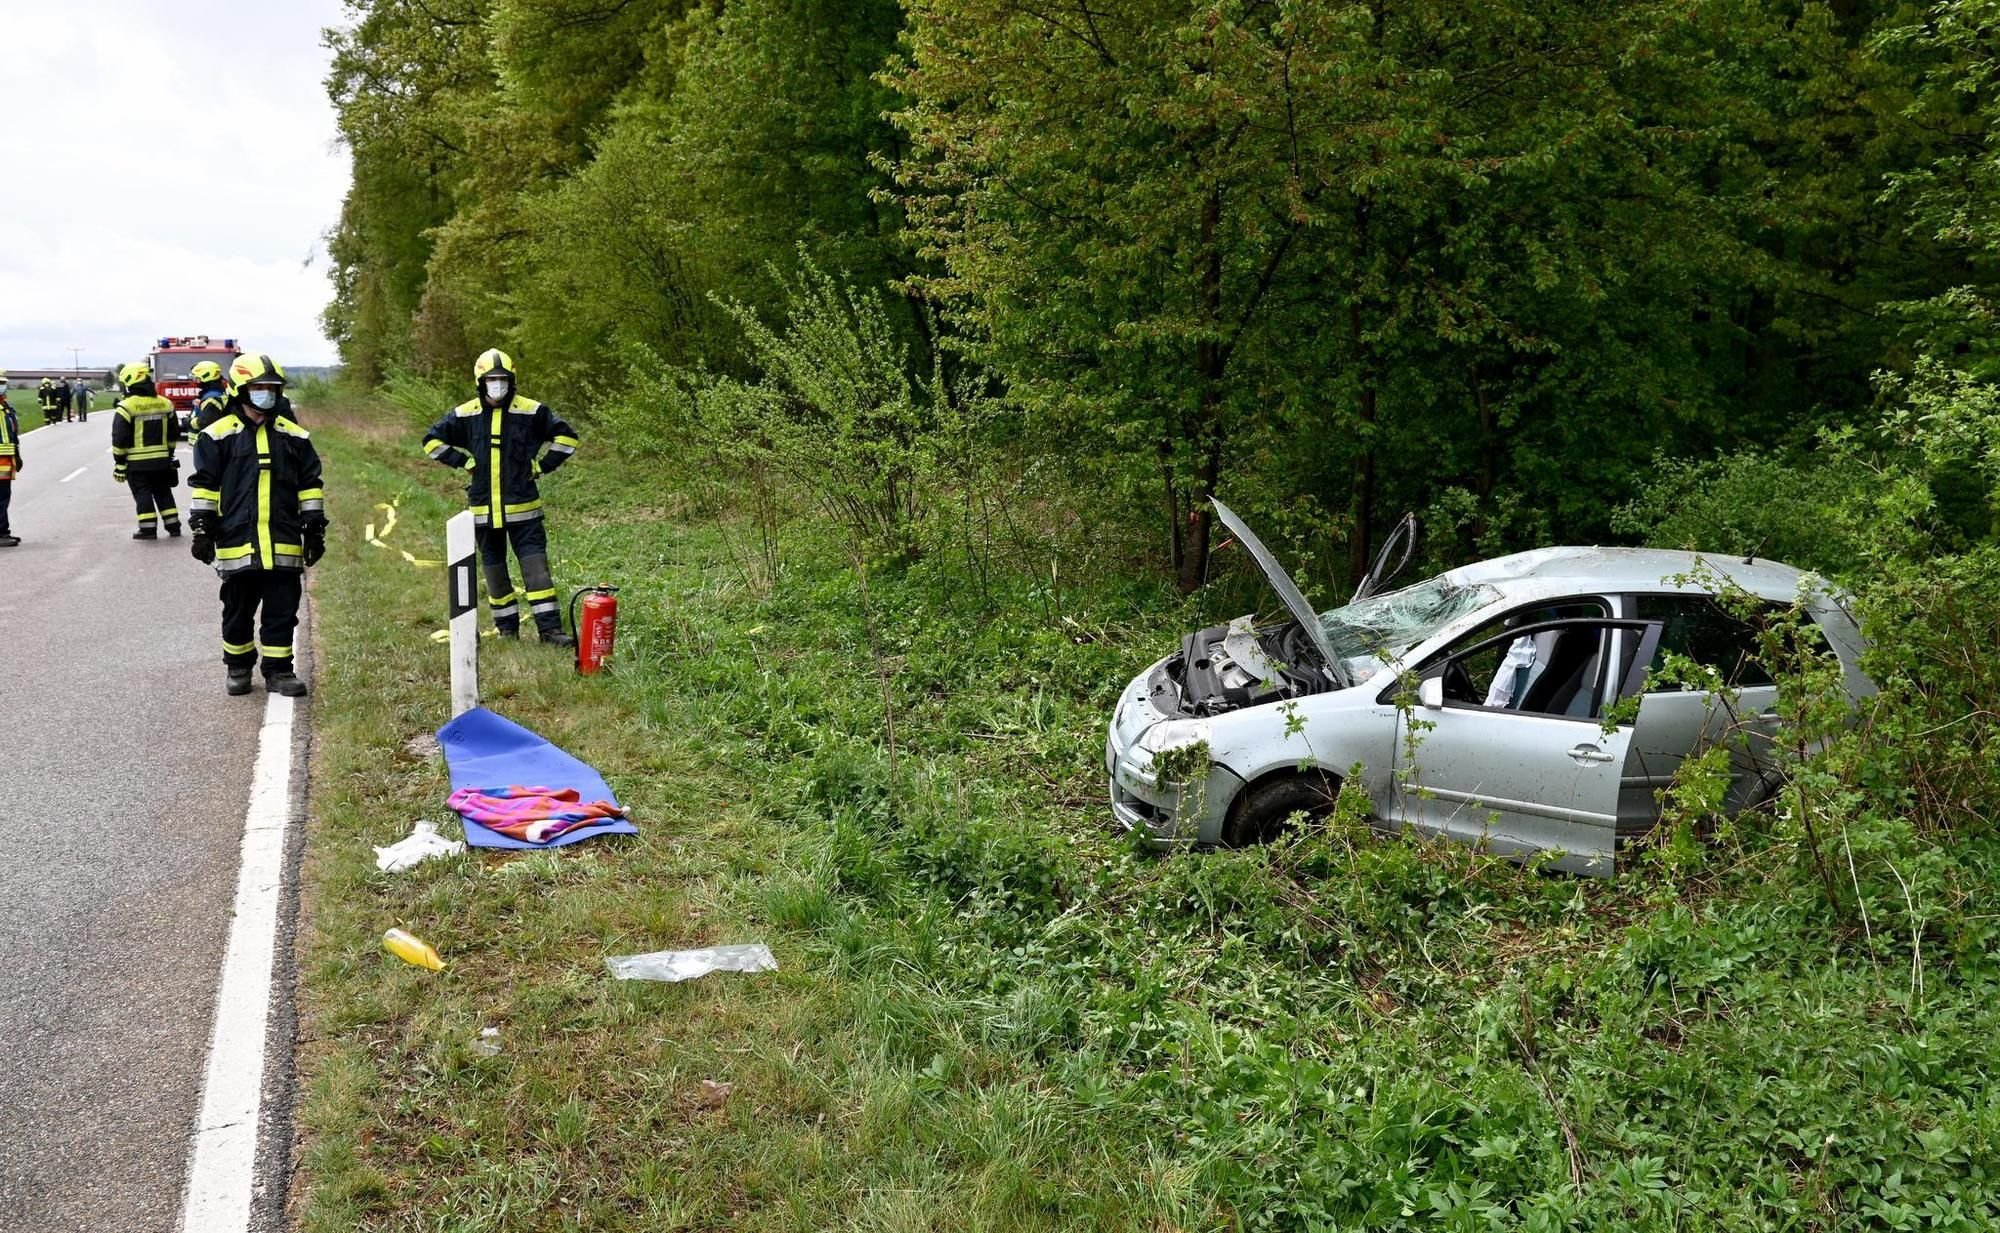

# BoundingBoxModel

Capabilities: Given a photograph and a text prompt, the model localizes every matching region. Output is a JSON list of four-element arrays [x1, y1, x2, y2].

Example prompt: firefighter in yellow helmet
[[421, 348, 579, 645], [110, 360, 184, 539], [37, 377, 58, 425], [188, 353, 326, 697], [189, 360, 230, 432]]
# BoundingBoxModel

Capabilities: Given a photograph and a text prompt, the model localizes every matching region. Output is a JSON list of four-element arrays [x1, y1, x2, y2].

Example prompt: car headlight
[[1136, 718, 1211, 756]]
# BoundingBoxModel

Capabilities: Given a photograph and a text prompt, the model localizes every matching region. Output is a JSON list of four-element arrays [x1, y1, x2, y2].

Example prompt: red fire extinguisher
[[569, 586, 620, 675]]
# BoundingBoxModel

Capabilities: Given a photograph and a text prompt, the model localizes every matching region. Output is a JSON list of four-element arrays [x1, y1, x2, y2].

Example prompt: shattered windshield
[[1319, 576, 1498, 663]]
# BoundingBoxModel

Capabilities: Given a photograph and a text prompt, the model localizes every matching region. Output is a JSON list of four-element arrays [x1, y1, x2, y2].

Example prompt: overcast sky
[[0, 0, 352, 370]]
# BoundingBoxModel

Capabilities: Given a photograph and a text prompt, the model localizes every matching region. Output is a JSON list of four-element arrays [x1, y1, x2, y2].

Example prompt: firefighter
[[52, 377, 71, 422], [0, 371, 21, 547], [37, 378, 58, 424], [189, 360, 230, 432], [110, 360, 183, 539], [421, 348, 578, 646], [188, 353, 326, 697]]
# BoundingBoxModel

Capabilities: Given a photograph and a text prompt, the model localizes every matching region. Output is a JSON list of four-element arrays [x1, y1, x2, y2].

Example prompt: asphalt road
[[0, 415, 306, 1233]]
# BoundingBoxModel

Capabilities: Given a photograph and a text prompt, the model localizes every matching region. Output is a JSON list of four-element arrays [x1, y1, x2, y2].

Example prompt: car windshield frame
[[1318, 575, 1500, 667]]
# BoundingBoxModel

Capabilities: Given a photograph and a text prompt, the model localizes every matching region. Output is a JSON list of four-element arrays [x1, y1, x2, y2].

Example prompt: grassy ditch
[[297, 396, 2000, 1232]]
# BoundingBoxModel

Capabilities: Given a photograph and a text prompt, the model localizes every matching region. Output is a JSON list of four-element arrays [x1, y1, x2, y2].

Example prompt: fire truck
[[149, 336, 241, 418]]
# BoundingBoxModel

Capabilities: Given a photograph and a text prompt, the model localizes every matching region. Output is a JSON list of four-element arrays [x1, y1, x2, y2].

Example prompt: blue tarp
[[436, 706, 639, 850]]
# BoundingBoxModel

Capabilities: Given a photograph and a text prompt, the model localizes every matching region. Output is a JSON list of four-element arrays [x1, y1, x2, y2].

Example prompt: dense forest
[[326, 0, 1998, 581], [313, 3, 2000, 1226]]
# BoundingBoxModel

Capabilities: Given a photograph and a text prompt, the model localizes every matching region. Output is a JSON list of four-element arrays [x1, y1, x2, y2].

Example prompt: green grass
[[297, 395, 2000, 1232]]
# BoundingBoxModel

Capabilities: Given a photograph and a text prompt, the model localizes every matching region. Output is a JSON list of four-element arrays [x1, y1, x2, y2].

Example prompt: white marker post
[[446, 511, 479, 716]]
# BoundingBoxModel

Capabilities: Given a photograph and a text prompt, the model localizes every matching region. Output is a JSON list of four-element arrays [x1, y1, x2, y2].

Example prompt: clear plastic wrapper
[[605, 943, 777, 983]]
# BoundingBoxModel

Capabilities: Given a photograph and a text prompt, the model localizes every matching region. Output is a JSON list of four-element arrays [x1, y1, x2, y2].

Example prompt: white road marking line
[[176, 692, 297, 1233], [58, 466, 87, 484]]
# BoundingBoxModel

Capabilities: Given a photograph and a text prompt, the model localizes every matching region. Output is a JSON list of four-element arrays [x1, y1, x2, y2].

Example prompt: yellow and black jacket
[[0, 395, 18, 479], [111, 394, 182, 479], [421, 394, 577, 528], [191, 383, 231, 432], [189, 401, 325, 574]]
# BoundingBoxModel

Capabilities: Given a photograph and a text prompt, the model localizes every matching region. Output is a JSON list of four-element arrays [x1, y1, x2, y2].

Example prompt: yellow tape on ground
[[363, 499, 443, 567]]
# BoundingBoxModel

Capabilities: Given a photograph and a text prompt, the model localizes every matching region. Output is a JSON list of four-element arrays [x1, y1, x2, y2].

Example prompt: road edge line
[[175, 691, 300, 1233]]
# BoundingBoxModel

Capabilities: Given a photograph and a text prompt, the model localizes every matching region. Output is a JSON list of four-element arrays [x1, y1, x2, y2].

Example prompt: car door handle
[[1568, 743, 1615, 765]]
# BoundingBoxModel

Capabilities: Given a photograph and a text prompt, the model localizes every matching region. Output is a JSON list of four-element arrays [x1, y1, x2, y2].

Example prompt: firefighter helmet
[[191, 360, 224, 384], [472, 348, 515, 382], [116, 361, 151, 389], [227, 353, 286, 393]]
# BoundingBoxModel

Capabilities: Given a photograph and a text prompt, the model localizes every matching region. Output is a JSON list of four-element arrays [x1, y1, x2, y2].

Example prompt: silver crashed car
[[1105, 502, 1873, 875]]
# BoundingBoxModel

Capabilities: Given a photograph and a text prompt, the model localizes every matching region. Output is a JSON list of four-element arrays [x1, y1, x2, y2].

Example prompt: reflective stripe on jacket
[[192, 386, 230, 432], [0, 396, 16, 479], [189, 400, 324, 574], [112, 395, 182, 471], [420, 393, 577, 528]]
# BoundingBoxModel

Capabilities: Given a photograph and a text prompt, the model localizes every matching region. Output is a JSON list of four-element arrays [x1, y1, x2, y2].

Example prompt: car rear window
[[1631, 594, 1796, 689]]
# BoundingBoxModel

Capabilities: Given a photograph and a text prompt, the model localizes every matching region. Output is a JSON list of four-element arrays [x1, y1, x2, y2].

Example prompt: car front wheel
[[1221, 770, 1342, 846]]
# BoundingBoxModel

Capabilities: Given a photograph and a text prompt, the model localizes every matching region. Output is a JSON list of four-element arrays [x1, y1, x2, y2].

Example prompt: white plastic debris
[[605, 943, 778, 983], [373, 819, 466, 872], [472, 1026, 502, 1057]]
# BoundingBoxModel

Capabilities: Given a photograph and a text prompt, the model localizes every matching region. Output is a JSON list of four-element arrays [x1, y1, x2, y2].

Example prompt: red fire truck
[[149, 335, 241, 418]]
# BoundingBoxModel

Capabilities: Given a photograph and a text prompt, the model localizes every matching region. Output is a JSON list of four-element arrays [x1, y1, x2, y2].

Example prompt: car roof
[[1438, 547, 1826, 605]]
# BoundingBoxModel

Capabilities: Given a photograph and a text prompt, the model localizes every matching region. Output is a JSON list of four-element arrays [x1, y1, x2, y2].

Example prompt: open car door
[[1398, 618, 1662, 876]]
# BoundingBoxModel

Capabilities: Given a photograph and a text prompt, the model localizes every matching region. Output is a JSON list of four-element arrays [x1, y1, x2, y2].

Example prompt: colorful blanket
[[436, 708, 639, 850], [446, 785, 627, 844]]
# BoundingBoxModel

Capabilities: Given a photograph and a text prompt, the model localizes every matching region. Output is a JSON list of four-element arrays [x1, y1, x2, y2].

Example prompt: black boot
[[540, 629, 576, 649], [226, 667, 254, 696], [0, 534, 19, 548], [495, 623, 521, 640], [265, 671, 309, 697], [166, 525, 183, 539], [133, 530, 157, 541]]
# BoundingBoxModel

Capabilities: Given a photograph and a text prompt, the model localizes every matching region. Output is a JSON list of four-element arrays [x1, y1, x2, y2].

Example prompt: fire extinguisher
[[569, 585, 620, 675]]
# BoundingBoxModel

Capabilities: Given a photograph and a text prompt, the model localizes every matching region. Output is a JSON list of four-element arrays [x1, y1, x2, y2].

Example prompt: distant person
[[188, 353, 326, 697], [72, 380, 90, 421], [51, 378, 71, 422], [37, 378, 58, 424], [421, 348, 578, 646], [189, 360, 230, 431], [0, 370, 21, 546], [110, 360, 184, 539]]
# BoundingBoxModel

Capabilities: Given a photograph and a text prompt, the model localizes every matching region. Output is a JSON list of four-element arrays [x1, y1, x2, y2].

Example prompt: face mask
[[248, 388, 279, 411], [0, 383, 8, 394], [483, 378, 511, 402]]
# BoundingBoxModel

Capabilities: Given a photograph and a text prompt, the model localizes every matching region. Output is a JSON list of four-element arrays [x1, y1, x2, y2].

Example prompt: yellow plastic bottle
[[382, 928, 445, 971]]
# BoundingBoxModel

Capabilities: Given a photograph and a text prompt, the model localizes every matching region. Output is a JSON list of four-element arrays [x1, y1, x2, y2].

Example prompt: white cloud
[[0, 0, 353, 367]]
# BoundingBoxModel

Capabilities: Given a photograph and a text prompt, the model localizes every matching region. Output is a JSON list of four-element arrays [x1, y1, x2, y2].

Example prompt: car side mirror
[[1417, 677, 1444, 710]]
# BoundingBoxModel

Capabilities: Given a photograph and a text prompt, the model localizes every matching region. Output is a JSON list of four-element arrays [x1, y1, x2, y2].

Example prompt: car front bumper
[[1105, 724, 1243, 847]]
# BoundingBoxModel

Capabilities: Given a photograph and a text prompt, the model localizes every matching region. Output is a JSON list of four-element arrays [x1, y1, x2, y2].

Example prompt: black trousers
[[476, 518, 562, 634], [220, 569, 303, 675], [0, 480, 11, 534], [127, 469, 179, 534]]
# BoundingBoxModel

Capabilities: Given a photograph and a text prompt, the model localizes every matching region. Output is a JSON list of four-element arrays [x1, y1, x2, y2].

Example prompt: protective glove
[[303, 529, 326, 567], [189, 511, 218, 538], [112, 468, 125, 484], [190, 534, 215, 564]]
